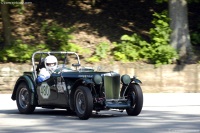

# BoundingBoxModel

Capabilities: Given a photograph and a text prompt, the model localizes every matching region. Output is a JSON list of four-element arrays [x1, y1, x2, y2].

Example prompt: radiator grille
[[104, 72, 120, 99]]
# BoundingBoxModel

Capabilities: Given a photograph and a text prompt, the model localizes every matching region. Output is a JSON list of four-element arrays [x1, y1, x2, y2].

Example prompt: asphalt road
[[0, 93, 200, 133]]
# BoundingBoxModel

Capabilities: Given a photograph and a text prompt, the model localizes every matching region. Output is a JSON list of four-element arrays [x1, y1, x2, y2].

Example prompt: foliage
[[191, 32, 200, 45], [41, 22, 82, 52], [149, 11, 171, 46], [112, 11, 178, 66], [191, 24, 200, 45], [2, 0, 25, 12], [113, 34, 150, 62], [86, 42, 110, 63], [0, 22, 82, 63], [0, 40, 47, 62], [95, 42, 110, 59], [187, 0, 200, 3], [156, 0, 200, 3], [149, 11, 177, 66], [149, 45, 177, 66], [155, 0, 167, 3], [0, 36, 3, 43]]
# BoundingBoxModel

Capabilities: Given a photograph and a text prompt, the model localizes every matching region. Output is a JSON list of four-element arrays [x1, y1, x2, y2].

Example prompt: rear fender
[[69, 78, 94, 111], [11, 75, 37, 105]]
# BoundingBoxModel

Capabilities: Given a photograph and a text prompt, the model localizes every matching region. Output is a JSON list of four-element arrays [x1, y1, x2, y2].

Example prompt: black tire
[[16, 83, 35, 114], [126, 84, 143, 116], [66, 107, 76, 115], [74, 86, 93, 120]]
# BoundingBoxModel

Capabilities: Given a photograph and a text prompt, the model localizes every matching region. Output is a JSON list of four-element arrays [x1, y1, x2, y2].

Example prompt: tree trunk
[[91, 0, 96, 6], [1, 2, 12, 48], [169, 0, 193, 64], [21, 0, 25, 11]]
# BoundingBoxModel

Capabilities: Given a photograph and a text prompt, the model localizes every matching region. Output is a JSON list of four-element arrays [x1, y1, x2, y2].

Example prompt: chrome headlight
[[121, 74, 131, 85], [93, 74, 102, 85]]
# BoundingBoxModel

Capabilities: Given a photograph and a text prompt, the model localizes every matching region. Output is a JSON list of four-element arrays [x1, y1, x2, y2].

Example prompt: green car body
[[11, 51, 143, 120]]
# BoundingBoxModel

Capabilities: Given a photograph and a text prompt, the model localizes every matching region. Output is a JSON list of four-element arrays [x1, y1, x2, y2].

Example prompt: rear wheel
[[74, 86, 93, 120], [16, 83, 35, 114], [126, 84, 143, 116]]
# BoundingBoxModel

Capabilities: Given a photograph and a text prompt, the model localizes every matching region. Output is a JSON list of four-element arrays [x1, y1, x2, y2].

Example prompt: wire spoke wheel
[[126, 84, 143, 116], [76, 91, 86, 114], [19, 87, 29, 109], [74, 86, 93, 120], [129, 91, 136, 108], [16, 83, 35, 114]]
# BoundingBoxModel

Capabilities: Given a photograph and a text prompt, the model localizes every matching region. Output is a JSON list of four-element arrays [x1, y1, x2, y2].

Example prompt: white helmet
[[44, 55, 58, 72]]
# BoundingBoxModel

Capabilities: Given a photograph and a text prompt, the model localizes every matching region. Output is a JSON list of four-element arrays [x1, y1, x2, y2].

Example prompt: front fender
[[69, 78, 94, 111], [11, 75, 37, 105], [132, 77, 142, 84], [120, 77, 142, 97]]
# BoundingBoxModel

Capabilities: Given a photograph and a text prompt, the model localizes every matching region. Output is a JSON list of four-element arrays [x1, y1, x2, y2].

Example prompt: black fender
[[11, 75, 37, 105], [69, 78, 94, 111], [120, 77, 142, 97], [132, 77, 142, 84]]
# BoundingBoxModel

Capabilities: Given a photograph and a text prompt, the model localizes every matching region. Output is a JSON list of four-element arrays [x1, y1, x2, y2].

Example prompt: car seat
[[36, 58, 45, 75]]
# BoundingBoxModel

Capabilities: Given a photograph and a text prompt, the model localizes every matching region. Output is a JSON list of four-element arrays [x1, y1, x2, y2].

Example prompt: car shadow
[[0, 108, 127, 119], [34, 109, 128, 119]]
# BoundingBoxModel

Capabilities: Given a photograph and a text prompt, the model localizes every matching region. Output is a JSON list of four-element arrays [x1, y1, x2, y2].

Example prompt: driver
[[37, 55, 58, 83]]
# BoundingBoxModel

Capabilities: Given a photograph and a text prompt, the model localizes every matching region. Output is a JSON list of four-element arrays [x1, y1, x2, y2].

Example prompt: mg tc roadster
[[11, 51, 143, 120]]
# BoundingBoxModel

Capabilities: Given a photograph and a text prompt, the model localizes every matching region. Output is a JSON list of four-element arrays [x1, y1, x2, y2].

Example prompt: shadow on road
[[0, 108, 127, 119], [1, 108, 200, 133]]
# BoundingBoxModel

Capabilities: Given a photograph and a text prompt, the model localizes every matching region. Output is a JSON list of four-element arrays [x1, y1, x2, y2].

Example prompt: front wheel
[[16, 83, 35, 114], [66, 107, 76, 115], [74, 86, 93, 120], [126, 84, 143, 116]]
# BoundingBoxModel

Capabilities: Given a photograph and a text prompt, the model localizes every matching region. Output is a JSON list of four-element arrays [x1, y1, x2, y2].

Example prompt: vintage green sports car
[[11, 51, 143, 120]]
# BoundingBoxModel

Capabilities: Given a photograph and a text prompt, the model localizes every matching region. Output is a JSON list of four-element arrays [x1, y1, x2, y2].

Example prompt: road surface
[[0, 93, 200, 133]]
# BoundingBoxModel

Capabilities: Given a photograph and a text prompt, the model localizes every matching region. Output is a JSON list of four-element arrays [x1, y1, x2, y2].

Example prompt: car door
[[37, 76, 58, 105]]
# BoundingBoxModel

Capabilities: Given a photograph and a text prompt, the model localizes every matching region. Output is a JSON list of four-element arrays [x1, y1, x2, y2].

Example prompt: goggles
[[46, 63, 56, 66]]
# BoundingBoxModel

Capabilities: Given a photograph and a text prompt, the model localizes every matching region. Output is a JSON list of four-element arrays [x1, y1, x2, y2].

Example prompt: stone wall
[[0, 63, 32, 93], [0, 63, 200, 93], [120, 63, 200, 93]]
